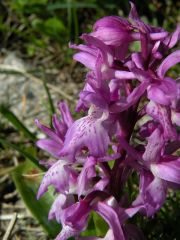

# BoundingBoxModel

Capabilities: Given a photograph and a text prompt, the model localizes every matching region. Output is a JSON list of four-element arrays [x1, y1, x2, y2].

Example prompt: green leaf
[[81, 213, 96, 237], [42, 74, 55, 118], [0, 105, 36, 141], [0, 138, 44, 170], [11, 160, 60, 237], [43, 18, 65, 37], [93, 212, 109, 237]]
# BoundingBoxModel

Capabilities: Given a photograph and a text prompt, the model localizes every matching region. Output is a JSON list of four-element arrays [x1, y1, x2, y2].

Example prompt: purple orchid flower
[[36, 3, 179, 239]]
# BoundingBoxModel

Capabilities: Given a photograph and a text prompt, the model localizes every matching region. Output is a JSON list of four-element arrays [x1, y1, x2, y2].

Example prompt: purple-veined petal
[[157, 50, 180, 78], [146, 101, 177, 140], [37, 160, 77, 199], [60, 107, 110, 158], [151, 158, 180, 184], [142, 127, 164, 163]]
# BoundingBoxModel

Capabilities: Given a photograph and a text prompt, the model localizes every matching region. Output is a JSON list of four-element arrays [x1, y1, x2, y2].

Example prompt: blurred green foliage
[[0, 0, 179, 61]]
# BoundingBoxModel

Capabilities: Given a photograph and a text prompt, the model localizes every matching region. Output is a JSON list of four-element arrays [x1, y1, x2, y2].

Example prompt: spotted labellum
[[36, 3, 180, 240]]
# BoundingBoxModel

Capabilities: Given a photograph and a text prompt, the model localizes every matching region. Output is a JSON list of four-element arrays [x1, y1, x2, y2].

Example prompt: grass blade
[[42, 75, 55, 116], [0, 105, 36, 141], [0, 138, 44, 170], [11, 160, 60, 237]]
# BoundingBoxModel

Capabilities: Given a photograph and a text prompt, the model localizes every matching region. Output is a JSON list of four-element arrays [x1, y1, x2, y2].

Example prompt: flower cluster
[[36, 3, 180, 240]]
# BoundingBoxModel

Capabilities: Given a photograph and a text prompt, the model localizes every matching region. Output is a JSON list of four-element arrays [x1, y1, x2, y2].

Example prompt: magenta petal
[[146, 101, 177, 140], [73, 52, 96, 70], [92, 15, 133, 47], [90, 28, 132, 46], [52, 114, 66, 139], [94, 201, 125, 240], [147, 86, 170, 105], [110, 81, 149, 112], [150, 32, 168, 40], [37, 160, 77, 199], [35, 119, 63, 144], [60, 108, 110, 158], [79, 91, 108, 109], [58, 101, 74, 128], [70, 43, 97, 56], [93, 178, 109, 191], [48, 194, 74, 222], [133, 172, 167, 216], [145, 177, 167, 216], [36, 139, 62, 157], [62, 200, 91, 231], [129, 2, 139, 20], [77, 157, 96, 196], [132, 53, 144, 70], [93, 16, 131, 31], [157, 50, 180, 78], [165, 24, 180, 49], [151, 158, 180, 184], [114, 70, 136, 80], [82, 34, 113, 66], [55, 225, 79, 240], [142, 127, 164, 163]]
